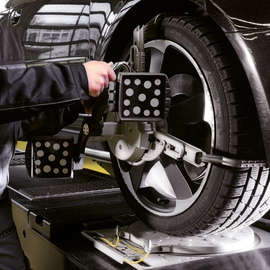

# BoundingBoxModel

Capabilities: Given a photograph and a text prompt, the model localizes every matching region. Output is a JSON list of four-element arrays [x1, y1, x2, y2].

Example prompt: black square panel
[[29, 136, 74, 178], [117, 73, 168, 121]]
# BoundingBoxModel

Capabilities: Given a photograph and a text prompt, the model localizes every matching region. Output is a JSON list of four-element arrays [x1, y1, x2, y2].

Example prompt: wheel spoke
[[130, 160, 156, 191], [170, 74, 203, 97], [148, 48, 164, 73], [168, 93, 205, 127], [160, 154, 193, 199]]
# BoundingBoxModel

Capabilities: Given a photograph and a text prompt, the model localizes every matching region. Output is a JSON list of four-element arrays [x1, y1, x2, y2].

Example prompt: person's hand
[[83, 61, 116, 97], [82, 61, 116, 114]]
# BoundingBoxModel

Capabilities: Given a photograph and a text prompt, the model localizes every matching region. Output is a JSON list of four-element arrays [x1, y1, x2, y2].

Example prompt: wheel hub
[[107, 121, 151, 163]]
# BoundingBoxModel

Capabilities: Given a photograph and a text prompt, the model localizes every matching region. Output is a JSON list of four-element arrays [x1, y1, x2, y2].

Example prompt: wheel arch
[[224, 32, 270, 164], [101, 0, 203, 62], [203, 1, 270, 164], [100, 0, 241, 62], [205, 1, 270, 164]]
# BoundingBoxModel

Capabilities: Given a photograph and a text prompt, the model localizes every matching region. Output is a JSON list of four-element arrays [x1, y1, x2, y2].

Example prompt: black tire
[[111, 15, 270, 236]]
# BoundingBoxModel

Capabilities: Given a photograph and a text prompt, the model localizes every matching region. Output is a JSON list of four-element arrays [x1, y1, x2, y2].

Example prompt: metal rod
[[84, 148, 111, 163]]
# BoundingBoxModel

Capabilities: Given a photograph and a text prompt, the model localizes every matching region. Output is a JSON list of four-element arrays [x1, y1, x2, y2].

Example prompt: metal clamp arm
[[200, 153, 268, 168]]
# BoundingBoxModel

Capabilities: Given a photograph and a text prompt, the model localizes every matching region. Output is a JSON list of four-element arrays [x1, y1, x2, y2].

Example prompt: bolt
[[83, 123, 89, 135], [157, 197, 169, 205]]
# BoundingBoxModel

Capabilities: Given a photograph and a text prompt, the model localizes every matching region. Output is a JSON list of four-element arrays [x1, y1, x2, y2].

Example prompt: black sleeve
[[0, 62, 89, 124], [18, 102, 84, 141]]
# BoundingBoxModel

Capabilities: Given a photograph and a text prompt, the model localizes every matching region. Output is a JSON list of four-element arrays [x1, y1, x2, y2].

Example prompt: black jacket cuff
[[70, 64, 89, 100]]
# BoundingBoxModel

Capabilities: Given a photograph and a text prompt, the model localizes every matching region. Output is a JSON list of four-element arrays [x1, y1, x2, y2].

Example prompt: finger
[[89, 86, 101, 97], [89, 81, 98, 95], [105, 62, 116, 81], [104, 76, 109, 89], [108, 68, 116, 81]]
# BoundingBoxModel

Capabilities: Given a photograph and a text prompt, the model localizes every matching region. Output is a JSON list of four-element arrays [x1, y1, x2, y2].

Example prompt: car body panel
[[208, 0, 270, 32], [2, 0, 270, 161], [3, 0, 91, 63]]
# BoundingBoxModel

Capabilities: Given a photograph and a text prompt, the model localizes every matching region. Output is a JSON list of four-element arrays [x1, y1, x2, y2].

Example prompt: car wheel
[[110, 15, 270, 236]]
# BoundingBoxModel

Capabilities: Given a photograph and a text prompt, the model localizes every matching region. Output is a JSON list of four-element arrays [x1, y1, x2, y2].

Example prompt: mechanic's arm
[[0, 61, 115, 124]]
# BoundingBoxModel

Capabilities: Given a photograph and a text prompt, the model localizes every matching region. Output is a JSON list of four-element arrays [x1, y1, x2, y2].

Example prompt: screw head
[[83, 123, 89, 135]]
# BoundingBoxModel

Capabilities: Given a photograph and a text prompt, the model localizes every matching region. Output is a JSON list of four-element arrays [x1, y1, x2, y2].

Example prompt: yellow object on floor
[[16, 141, 109, 175], [83, 157, 109, 175], [17, 141, 27, 151]]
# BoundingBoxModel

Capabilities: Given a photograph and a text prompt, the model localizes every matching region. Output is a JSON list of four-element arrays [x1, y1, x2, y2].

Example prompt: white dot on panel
[[134, 79, 141, 85], [53, 143, 60, 150], [43, 165, 51, 173], [35, 160, 41, 166], [63, 141, 69, 148], [150, 98, 159, 107], [48, 154, 55, 162], [155, 79, 161, 85], [60, 159, 67, 166], [124, 110, 130, 116], [154, 89, 161, 96], [35, 142, 41, 148], [54, 168, 59, 174], [154, 110, 160, 116], [133, 106, 141, 115], [124, 79, 131, 85], [35, 168, 41, 175], [124, 99, 130, 106], [37, 150, 44, 157], [126, 88, 134, 97], [144, 81, 152, 89], [139, 94, 146, 102], [144, 110, 150, 116], [45, 141, 50, 148], [63, 168, 68, 174], [63, 151, 69, 157]]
